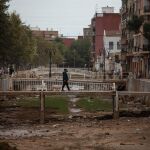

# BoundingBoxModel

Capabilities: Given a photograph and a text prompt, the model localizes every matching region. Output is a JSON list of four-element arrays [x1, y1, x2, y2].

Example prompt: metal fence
[[14, 67, 123, 80], [0, 78, 116, 92]]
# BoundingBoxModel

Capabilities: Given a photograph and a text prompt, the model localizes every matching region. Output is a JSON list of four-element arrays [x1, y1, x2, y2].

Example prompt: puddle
[[69, 97, 79, 103], [68, 96, 81, 113]]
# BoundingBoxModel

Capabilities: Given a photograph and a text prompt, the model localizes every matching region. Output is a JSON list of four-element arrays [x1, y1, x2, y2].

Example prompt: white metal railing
[[0, 78, 116, 92], [15, 67, 123, 80]]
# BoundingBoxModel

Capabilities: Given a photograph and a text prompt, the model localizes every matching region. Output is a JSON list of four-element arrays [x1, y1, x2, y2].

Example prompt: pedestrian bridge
[[0, 78, 119, 91]]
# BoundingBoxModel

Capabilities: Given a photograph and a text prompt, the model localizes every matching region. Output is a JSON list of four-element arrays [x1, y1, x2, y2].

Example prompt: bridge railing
[[0, 78, 116, 92]]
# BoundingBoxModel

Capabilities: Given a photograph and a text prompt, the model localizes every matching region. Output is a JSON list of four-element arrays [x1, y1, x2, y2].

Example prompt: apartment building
[[121, 0, 150, 78], [91, 6, 121, 72], [31, 27, 58, 42], [103, 30, 122, 74], [83, 27, 92, 40]]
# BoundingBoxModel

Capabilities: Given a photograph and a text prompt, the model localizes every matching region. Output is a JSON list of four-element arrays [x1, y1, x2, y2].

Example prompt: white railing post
[[113, 83, 116, 91]]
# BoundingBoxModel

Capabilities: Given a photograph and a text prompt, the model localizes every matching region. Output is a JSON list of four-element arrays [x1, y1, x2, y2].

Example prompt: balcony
[[144, 5, 150, 13]]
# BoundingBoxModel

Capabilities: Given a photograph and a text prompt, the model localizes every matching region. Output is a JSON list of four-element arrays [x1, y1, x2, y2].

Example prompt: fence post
[[2, 79, 9, 100], [40, 91, 45, 124], [113, 91, 119, 119], [112, 95, 115, 114], [8, 78, 13, 90]]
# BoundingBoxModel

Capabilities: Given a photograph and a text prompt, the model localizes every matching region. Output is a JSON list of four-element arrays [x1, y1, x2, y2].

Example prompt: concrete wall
[[127, 78, 150, 92], [127, 78, 150, 106]]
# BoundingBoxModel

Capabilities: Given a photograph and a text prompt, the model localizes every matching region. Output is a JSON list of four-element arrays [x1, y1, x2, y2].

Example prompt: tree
[[32, 37, 49, 66], [0, 2, 36, 68], [33, 37, 64, 67], [65, 39, 91, 67], [0, 0, 11, 65], [9, 12, 36, 66], [127, 15, 143, 33]]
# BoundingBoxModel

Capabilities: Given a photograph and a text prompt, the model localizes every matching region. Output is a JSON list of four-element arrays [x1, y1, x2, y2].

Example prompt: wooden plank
[[118, 91, 150, 96], [0, 91, 40, 96], [113, 91, 119, 119], [44, 91, 115, 97], [0, 91, 115, 96], [40, 91, 45, 124]]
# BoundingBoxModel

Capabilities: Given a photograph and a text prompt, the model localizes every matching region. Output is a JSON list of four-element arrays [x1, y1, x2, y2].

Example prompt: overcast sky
[[9, 0, 121, 36]]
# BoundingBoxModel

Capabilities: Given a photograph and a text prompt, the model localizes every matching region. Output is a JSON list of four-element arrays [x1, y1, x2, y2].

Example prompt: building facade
[[103, 30, 122, 74], [121, 0, 150, 78], [62, 38, 75, 48], [31, 27, 58, 42], [83, 27, 93, 40], [91, 7, 121, 72]]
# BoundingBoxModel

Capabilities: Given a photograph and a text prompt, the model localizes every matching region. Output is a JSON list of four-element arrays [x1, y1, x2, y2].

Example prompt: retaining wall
[[127, 78, 150, 106]]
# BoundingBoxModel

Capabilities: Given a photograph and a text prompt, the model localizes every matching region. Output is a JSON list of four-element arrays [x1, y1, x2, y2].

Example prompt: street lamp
[[103, 48, 106, 80], [99, 48, 106, 80], [49, 50, 52, 78], [46, 48, 55, 78]]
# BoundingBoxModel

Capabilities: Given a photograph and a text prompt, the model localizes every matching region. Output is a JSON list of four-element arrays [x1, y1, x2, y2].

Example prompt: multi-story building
[[31, 27, 58, 42], [103, 30, 122, 74], [121, 0, 150, 78], [83, 27, 92, 40], [91, 6, 121, 72]]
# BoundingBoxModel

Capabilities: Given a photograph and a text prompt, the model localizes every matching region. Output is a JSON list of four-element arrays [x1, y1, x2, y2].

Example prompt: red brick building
[[91, 9, 121, 62], [62, 38, 75, 48]]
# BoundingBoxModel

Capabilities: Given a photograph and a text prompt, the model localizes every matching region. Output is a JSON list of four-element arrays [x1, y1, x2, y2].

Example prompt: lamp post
[[47, 48, 55, 78], [49, 50, 52, 78]]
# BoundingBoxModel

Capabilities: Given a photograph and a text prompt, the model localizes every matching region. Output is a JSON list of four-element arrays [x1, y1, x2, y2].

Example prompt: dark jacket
[[63, 71, 69, 81]]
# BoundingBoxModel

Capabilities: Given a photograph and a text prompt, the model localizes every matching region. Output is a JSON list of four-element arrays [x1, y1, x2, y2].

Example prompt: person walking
[[62, 68, 70, 91], [9, 65, 14, 77]]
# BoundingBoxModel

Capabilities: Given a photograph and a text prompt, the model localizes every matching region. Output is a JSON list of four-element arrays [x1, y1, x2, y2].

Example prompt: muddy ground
[[0, 106, 150, 150]]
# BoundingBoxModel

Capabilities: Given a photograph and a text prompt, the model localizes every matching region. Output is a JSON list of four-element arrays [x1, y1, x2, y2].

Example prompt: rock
[[68, 115, 73, 119], [53, 124, 59, 128]]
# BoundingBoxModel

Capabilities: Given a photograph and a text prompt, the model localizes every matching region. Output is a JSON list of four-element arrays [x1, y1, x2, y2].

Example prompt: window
[[109, 42, 114, 50], [117, 42, 121, 50]]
